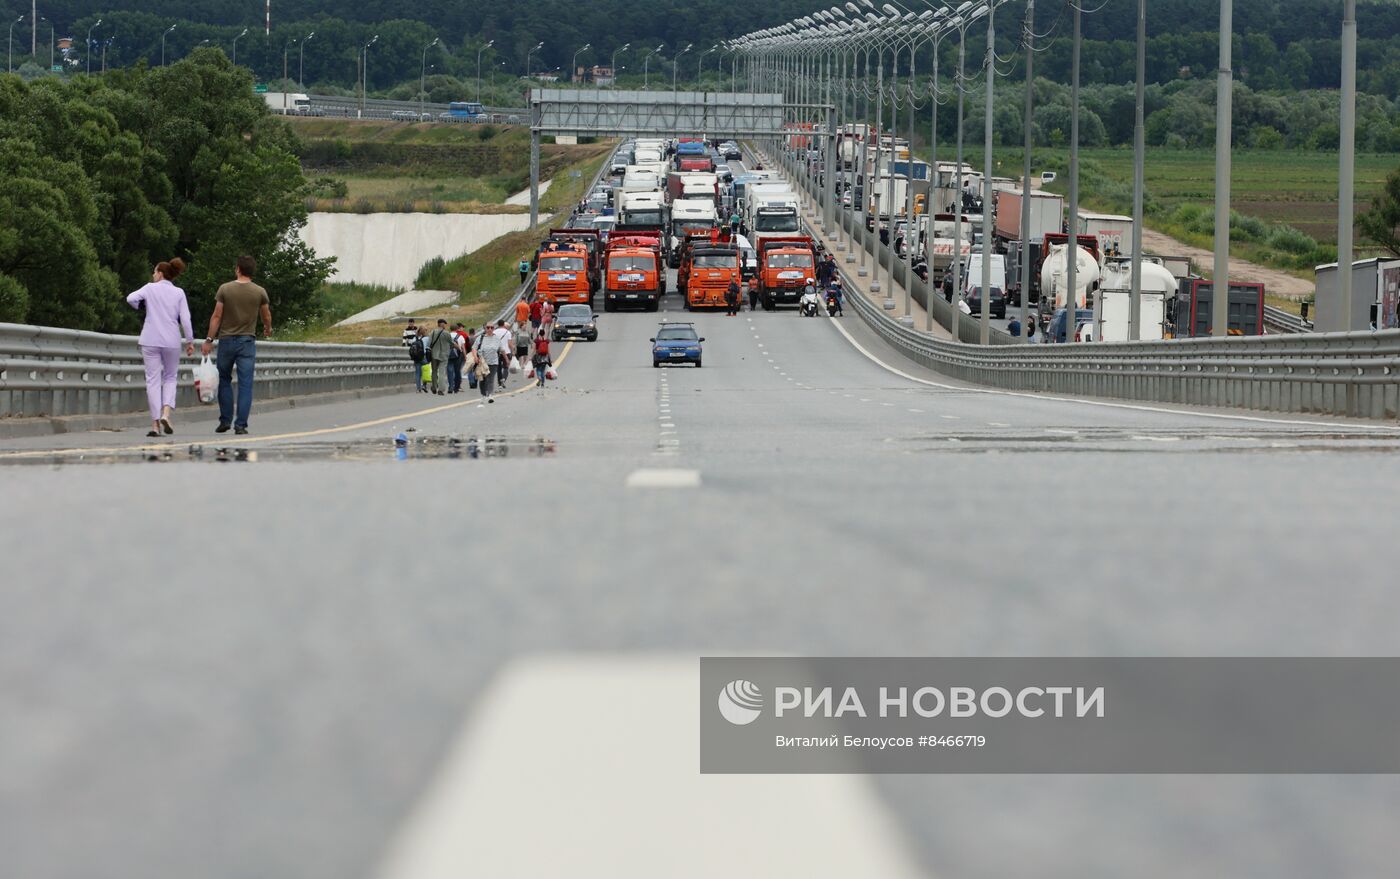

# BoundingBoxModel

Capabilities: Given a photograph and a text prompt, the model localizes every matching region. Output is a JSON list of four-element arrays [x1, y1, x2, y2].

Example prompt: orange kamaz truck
[[756, 235, 816, 310], [535, 242, 593, 306], [678, 238, 741, 310], [603, 231, 664, 312]]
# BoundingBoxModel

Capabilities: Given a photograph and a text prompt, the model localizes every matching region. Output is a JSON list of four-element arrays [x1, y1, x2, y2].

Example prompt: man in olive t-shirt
[[201, 255, 272, 434]]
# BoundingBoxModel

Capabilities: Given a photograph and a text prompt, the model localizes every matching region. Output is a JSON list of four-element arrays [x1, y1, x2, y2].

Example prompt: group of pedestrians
[[126, 254, 271, 437], [403, 295, 555, 403]]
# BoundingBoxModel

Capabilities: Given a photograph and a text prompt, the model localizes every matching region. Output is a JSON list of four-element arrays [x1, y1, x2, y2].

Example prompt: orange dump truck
[[679, 237, 741, 310], [535, 243, 593, 306], [603, 232, 665, 312], [756, 235, 816, 310]]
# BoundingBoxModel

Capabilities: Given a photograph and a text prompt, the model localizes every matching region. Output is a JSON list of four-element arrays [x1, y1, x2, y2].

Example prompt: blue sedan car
[[651, 323, 704, 368]]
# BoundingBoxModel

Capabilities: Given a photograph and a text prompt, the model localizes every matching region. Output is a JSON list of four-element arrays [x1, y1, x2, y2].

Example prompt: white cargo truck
[[1075, 211, 1135, 258]]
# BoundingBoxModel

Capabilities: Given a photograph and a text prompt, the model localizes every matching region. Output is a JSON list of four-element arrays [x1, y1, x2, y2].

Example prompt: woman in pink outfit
[[126, 258, 195, 437]]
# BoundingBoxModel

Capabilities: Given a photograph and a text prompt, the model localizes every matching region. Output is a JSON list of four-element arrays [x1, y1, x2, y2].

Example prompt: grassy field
[[286, 117, 532, 147], [291, 117, 611, 212], [987, 148, 1392, 243], [1062, 149, 1392, 244], [274, 282, 403, 342]]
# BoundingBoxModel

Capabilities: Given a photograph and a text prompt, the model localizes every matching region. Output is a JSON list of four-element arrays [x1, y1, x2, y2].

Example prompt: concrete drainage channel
[[0, 435, 560, 466]]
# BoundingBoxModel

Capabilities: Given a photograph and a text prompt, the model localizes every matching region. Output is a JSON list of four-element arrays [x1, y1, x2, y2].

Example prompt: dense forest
[[6, 0, 1400, 96], [0, 51, 329, 330]]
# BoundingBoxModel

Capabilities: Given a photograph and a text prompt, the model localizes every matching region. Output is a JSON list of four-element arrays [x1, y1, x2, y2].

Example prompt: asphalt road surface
[[4, 220, 1400, 876]]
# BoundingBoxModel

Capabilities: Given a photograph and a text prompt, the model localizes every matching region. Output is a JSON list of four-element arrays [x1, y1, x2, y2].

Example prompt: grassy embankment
[[983, 148, 1392, 292], [289, 147, 611, 345], [277, 118, 611, 342], [293, 118, 608, 214]]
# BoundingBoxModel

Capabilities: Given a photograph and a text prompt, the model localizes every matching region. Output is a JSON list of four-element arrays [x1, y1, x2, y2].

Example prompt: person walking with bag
[[532, 329, 551, 390], [202, 255, 271, 435], [427, 319, 453, 395], [406, 323, 428, 392], [474, 322, 503, 402], [127, 258, 194, 437]]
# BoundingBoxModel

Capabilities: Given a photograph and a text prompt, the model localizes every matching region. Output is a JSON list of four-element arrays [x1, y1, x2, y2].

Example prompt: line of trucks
[[560, 137, 820, 312], [825, 123, 1266, 340]]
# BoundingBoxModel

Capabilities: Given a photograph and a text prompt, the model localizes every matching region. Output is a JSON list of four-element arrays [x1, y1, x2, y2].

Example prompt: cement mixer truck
[[1039, 233, 1101, 310], [1093, 257, 1180, 341]]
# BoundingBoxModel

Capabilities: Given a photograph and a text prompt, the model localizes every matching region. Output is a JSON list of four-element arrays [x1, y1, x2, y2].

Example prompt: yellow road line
[[0, 342, 574, 460]]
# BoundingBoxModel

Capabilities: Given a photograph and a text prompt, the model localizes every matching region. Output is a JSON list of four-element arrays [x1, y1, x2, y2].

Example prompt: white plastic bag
[[509, 358, 521, 374], [193, 356, 218, 404], [545, 366, 558, 381]]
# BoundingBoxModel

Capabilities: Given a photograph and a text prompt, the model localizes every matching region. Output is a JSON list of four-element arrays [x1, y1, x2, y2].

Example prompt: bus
[[442, 101, 487, 122]]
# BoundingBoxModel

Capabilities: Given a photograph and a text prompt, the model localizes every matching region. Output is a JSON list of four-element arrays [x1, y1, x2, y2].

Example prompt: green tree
[[1357, 165, 1400, 259]]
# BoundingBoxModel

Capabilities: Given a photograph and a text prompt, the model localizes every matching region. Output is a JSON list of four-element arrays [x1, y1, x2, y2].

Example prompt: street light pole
[[476, 40, 493, 103], [421, 37, 439, 118], [361, 35, 378, 118], [1130, 0, 1146, 340], [1211, 0, 1232, 336], [161, 23, 176, 67], [980, 4, 997, 345], [697, 45, 717, 86], [1066, 0, 1081, 341], [283, 39, 295, 112], [85, 18, 101, 74], [611, 43, 629, 87], [1338, 0, 1357, 328], [526, 41, 543, 81], [571, 43, 590, 83], [1019, 0, 1034, 337], [231, 27, 247, 66], [299, 31, 314, 89], [8, 16, 22, 74], [643, 45, 662, 90], [672, 43, 691, 92]]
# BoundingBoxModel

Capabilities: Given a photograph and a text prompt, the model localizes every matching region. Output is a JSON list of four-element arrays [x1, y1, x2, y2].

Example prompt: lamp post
[[672, 42, 691, 91], [420, 37, 439, 118], [1338, 0, 1357, 328], [231, 27, 247, 66], [11, 15, 27, 72], [299, 31, 314, 89], [571, 42, 590, 83], [476, 39, 493, 102], [526, 41, 543, 80], [1211, 0, 1232, 336], [697, 44, 717, 86], [85, 18, 100, 74], [360, 34, 378, 118], [978, 1, 1003, 345], [1017, 0, 1035, 336], [1129, 0, 1145, 339], [642, 44, 662, 89], [160, 23, 176, 66], [610, 42, 629, 87], [101, 36, 110, 73], [283, 38, 296, 112]]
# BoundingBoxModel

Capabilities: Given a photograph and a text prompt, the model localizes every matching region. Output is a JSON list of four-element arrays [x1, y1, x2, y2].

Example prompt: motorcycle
[[825, 291, 842, 317], [799, 294, 820, 317]]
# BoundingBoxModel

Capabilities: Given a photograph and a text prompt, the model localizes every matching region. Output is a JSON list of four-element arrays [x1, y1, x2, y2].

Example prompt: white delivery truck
[[742, 185, 800, 246], [993, 190, 1064, 243], [668, 200, 719, 266], [869, 172, 911, 221], [1076, 211, 1135, 258], [263, 92, 312, 115], [964, 252, 1007, 296]]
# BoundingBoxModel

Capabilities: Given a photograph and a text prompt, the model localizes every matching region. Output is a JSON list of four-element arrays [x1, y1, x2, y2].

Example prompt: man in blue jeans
[[202, 255, 272, 435]]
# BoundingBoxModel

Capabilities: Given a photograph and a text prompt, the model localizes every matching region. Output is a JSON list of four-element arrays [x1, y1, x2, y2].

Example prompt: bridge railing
[[764, 141, 1399, 420], [0, 324, 414, 419]]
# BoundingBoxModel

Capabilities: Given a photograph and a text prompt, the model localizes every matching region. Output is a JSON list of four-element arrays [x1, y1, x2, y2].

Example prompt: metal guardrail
[[1264, 303, 1313, 334], [302, 94, 528, 124], [761, 140, 1399, 420], [0, 324, 411, 419]]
